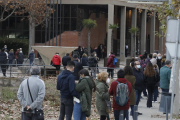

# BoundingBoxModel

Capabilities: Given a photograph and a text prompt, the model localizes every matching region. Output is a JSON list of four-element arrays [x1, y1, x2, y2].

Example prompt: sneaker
[[138, 112, 143, 115]]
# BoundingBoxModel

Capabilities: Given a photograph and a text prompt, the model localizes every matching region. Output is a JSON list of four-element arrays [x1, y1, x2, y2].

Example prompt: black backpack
[[88, 57, 97, 67]]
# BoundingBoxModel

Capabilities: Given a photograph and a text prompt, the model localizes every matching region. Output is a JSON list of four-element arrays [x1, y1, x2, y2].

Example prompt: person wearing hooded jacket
[[107, 52, 116, 79], [17, 51, 24, 65], [73, 69, 95, 120], [52, 53, 61, 75], [0, 48, 7, 77]]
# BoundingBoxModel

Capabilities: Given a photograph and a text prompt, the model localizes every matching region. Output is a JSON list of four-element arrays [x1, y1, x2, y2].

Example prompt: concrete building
[[0, 0, 165, 59]]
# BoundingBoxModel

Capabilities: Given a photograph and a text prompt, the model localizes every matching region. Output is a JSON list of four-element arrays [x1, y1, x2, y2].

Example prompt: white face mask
[[106, 78, 110, 84], [109, 54, 110, 56], [95, 54, 97, 56], [158, 56, 161, 59], [137, 65, 141, 69]]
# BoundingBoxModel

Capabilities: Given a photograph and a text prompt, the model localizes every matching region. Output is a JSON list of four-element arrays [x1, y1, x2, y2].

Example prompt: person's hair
[[17, 49, 20, 51], [153, 53, 157, 58], [66, 53, 69, 56], [30, 66, 41, 75], [10, 49, 14, 53], [140, 56, 144, 60], [91, 53, 94, 57], [78, 69, 96, 92], [130, 61, 135, 68], [130, 57, 135, 62], [149, 54, 152, 58], [124, 66, 133, 75], [117, 69, 125, 78], [144, 62, 156, 77], [82, 53, 87, 57], [97, 72, 108, 82], [110, 52, 113, 54], [1, 48, 5, 52], [162, 55, 166, 59], [66, 61, 75, 68], [165, 60, 171, 65], [56, 52, 59, 54]]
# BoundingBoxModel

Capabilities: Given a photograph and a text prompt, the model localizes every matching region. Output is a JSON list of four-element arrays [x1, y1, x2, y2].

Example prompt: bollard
[[119, 110, 124, 120], [134, 105, 138, 120]]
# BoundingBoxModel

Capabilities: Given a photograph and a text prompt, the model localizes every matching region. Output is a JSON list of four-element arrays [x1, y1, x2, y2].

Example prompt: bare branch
[[0, 7, 16, 22]]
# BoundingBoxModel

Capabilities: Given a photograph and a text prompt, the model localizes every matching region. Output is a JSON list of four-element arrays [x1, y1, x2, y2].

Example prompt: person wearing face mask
[[157, 53, 162, 69], [124, 66, 136, 119], [95, 72, 110, 120], [133, 61, 145, 115]]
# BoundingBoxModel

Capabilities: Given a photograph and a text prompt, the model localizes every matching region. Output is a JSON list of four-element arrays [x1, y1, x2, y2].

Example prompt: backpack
[[115, 81, 129, 106], [113, 58, 117, 65], [88, 57, 97, 67], [73, 50, 79, 58]]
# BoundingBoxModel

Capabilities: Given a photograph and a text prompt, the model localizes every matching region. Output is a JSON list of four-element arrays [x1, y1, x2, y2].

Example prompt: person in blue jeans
[[73, 69, 95, 120], [133, 61, 145, 115], [57, 61, 79, 120]]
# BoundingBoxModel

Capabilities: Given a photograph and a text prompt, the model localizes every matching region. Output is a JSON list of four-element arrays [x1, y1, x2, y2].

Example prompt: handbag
[[105, 100, 112, 113], [27, 78, 44, 120]]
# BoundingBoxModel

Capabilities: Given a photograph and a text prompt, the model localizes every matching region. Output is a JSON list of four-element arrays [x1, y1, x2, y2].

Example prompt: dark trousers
[[153, 86, 158, 101], [143, 87, 147, 96], [135, 90, 142, 105], [130, 105, 134, 117], [107, 69, 114, 79], [114, 110, 128, 120], [21, 112, 37, 120], [162, 88, 169, 93], [1, 65, 6, 76], [147, 86, 154, 107], [59, 98, 74, 120], [100, 115, 107, 120]]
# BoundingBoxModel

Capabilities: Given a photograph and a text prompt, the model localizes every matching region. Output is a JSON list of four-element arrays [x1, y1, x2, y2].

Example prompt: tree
[[109, 24, 119, 53], [129, 26, 139, 57], [82, 19, 97, 56]]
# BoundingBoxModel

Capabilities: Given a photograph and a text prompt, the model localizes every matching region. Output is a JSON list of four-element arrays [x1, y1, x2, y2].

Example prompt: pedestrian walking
[[18, 51, 24, 66], [73, 69, 95, 120], [109, 70, 132, 120], [124, 66, 136, 119], [95, 72, 110, 120], [107, 52, 116, 79], [28, 50, 35, 65], [0, 48, 8, 77], [144, 63, 159, 108], [17, 66, 45, 120], [88, 53, 98, 79], [57, 61, 79, 120], [62, 53, 71, 69], [72, 55, 83, 80], [160, 60, 171, 93], [52, 53, 61, 75]]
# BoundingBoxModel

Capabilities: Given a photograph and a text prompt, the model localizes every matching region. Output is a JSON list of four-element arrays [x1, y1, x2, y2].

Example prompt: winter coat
[[52, 55, 61, 65], [57, 70, 79, 99], [95, 79, 110, 116], [8, 52, 14, 61], [145, 58, 151, 65], [133, 67, 145, 91], [109, 78, 132, 110], [160, 66, 171, 89], [124, 75, 136, 105], [28, 53, 35, 62], [0, 52, 7, 64], [81, 57, 88, 66], [72, 60, 83, 80], [18, 53, 24, 63], [88, 56, 98, 67], [144, 71, 160, 87], [107, 54, 115, 68], [15, 51, 19, 59], [75, 76, 95, 117], [62, 55, 71, 66], [157, 59, 162, 69]]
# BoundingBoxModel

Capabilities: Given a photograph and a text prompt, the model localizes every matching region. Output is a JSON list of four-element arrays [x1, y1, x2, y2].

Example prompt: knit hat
[[150, 58, 157, 65]]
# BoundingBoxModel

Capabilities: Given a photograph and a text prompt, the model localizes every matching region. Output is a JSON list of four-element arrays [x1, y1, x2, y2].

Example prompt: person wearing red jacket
[[107, 52, 116, 79], [109, 70, 132, 120], [52, 53, 61, 75]]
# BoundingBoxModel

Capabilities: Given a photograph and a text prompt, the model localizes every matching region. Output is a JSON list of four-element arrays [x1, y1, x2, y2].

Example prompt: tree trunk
[[132, 34, 135, 57], [88, 29, 91, 56], [29, 20, 35, 54], [111, 30, 114, 53]]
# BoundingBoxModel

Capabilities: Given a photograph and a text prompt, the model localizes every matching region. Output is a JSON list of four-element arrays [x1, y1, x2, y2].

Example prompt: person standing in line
[[4, 49, 9, 69], [0, 48, 8, 77], [95, 72, 110, 120], [73, 69, 95, 120], [160, 60, 171, 93], [133, 61, 145, 115], [72, 55, 83, 81], [81, 53, 88, 67], [17, 66, 45, 120], [15, 49, 20, 65], [52, 53, 61, 75], [57, 61, 79, 120], [145, 54, 152, 65], [144, 63, 159, 108], [62, 53, 71, 69], [88, 53, 98, 79], [28, 50, 35, 65], [161, 55, 166, 67], [124, 66, 136, 119], [109, 70, 132, 120], [18, 50, 24, 66], [107, 52, 116, 79], [152, 64, 159, 103], [8, 49, 14, 68], [157, 53, 162, 69]]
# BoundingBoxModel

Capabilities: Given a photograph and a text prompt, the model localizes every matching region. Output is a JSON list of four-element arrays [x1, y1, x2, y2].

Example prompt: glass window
[[16, 17, 23, 30], [15, 31, 24, 39], [64, 5, 70, 17], [64, 18, 70, 31], [35, 31, 42, 43], [9, 17, 16, 30], [2, 18, 9, 30], [71, 18, 77, 31], [71, 5, 77, 17]]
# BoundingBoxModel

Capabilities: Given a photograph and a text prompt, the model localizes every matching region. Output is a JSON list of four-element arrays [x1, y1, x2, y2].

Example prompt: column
[[159, 22, 164, 54], [120, 6, 126, 61], [107, 4, 114, 57], [150, 14, 155, 53], [131, 8, 137, 57], [140, 9, 147, 54]]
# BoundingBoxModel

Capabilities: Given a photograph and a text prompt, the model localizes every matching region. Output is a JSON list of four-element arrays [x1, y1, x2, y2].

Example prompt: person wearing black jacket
[[0, 48, 7, 77], [72, 55, 83, 80], [157, 53, 162, 69], [133, 61, 145, 115], [144, 63, 160, 108], [62, 53, 71, 68], [57, 61, 79, 120], [81, 53, 88, 66]]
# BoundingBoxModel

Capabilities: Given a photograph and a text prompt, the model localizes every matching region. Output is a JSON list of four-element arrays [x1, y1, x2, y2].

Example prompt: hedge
[[0, 38, 29, 55]]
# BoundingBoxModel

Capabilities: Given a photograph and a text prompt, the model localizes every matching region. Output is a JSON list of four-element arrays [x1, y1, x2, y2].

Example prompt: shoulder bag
[[27, 78, 44, 120]]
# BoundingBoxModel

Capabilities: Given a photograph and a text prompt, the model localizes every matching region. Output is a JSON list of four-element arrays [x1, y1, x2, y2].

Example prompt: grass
[[1, 87, 18, 101]]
